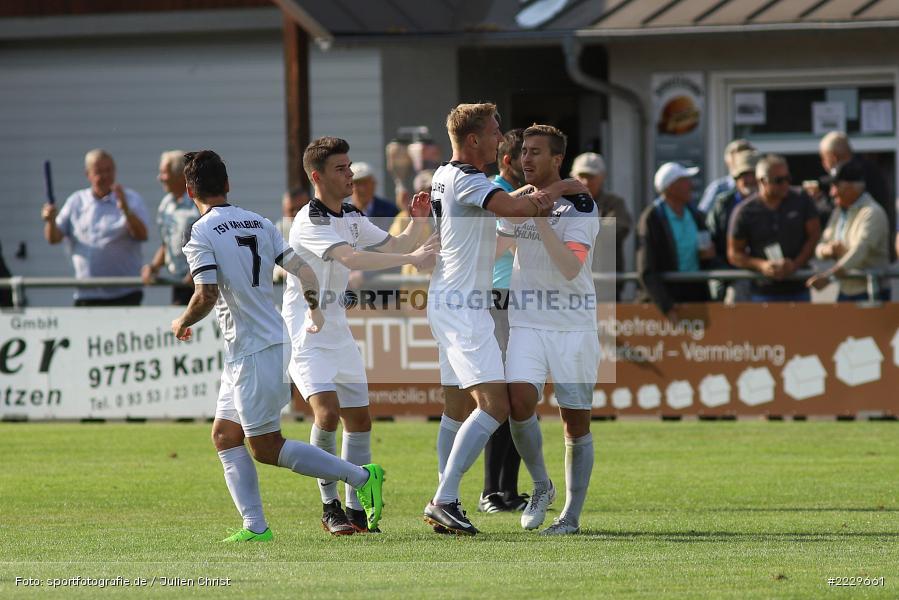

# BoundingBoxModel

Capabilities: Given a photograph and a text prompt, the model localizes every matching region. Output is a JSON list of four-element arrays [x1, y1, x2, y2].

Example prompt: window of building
[[709, 69, 897, 198]]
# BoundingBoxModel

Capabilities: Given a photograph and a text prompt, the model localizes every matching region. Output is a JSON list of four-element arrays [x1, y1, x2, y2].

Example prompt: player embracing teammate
[[501, 125, 600, 535], [282, 137, 436, 535], [423, 104, 590, 535]]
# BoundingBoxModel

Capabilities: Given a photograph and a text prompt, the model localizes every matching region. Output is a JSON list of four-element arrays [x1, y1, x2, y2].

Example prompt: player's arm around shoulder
[[327, 236, 438, 272], [375, 191, 431, 254], [491, 178, 589, 222]]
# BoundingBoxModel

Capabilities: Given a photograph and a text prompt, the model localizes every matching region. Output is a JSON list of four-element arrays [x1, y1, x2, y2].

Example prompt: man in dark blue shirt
[[727, 155, 821, 302]]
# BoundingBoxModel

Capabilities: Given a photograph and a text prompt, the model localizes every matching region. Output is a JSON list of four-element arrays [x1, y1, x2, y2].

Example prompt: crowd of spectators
[[1, 128, 894, 310], [638, 130, 896, 317]]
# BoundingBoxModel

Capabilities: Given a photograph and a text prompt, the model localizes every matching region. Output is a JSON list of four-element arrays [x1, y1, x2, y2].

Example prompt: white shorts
[[505, 327, 600, 410], [288, 341, 369, 408], [428, 303, 505, 389], [216, 343, 290, 437]]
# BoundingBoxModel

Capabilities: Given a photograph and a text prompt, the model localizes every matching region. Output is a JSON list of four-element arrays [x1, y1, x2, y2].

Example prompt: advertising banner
[[1, 308, 221, 419], [354, 304, 898, 417], [2, 304, 897, 419]]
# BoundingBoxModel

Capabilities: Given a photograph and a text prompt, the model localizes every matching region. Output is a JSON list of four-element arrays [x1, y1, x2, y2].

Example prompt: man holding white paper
[[727, 154, 821, 302]]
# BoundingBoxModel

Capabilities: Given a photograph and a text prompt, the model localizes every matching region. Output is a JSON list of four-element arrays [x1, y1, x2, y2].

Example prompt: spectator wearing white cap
[[350, 161, 399, 232], [570, 152, 632, 291], [698, 139, 755, 212], [636, 162, 714, 319]]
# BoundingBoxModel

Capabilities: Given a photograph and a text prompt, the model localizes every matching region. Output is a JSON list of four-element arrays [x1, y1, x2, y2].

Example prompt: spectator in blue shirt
[[637, 162, 714, 320], [142, 150, 200, 305], [41, 149, 149, 306]]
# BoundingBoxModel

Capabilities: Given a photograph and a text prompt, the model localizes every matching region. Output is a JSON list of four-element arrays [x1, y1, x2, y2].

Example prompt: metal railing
[[1, 268, 896, 308]]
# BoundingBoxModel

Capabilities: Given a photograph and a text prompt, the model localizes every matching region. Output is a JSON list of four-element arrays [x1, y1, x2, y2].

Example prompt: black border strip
[[191, 264, 217, 276], [482, 187, 502, 210]]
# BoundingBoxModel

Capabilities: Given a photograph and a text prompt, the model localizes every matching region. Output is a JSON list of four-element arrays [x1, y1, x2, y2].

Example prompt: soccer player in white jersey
[[172, 150, 386, 542], [502, 125, 601, 535], [282, 137, 436, 535], [423, 103, 588, 535]]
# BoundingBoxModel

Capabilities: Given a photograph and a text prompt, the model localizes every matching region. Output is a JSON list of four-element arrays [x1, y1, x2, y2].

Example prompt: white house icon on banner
[[611, 388, 632, 409], [834, 336, 883, 386], [699, 374, 731, 408], [637, 384, 662, 410], [783, 355, 827, 400], [666, 381, 694, 410], [737, 367, 775, 406]]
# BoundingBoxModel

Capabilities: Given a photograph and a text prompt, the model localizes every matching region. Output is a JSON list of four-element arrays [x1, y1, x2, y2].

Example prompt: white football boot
[[540, 516, 580, 536], [521, 481, 555, 530]]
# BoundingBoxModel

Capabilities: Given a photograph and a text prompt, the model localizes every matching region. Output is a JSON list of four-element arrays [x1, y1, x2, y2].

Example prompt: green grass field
[[1, 420, 897, 599]]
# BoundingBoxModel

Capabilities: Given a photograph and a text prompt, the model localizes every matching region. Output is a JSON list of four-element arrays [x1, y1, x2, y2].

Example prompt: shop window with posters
[[712, 71, 897, 198]]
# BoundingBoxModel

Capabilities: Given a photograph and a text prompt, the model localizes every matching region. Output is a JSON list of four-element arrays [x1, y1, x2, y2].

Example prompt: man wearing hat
[[350, 161, 399, 232], [636, 162, 714, 320], [706, 150, 761, 258], [698, 139, 755, 212], [705, 150, 760, 301], [806, 162, 890, 301], [570, 152, 632, 294]]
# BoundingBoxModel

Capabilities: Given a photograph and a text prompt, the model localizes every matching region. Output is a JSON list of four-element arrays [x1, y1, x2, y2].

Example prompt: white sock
[[218, 445, 267, 534], [510, 414, 550, 488], [277, 439, 369, 489], [434, 409, 500, 504], [436, 414, 462, 482], [310, 425, 339, 504], [342, 430, 371, 511], [559, 433, 594, 526]]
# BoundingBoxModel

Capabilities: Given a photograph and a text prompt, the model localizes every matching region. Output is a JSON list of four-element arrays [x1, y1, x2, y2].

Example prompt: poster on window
[[734, 92, 766, 125], [812, 101, 846, 135]]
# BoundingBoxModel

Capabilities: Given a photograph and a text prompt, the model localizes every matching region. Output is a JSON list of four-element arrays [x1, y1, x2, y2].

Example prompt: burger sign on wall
[[657, 95, 700, 135], [652, 72, 706, 200]]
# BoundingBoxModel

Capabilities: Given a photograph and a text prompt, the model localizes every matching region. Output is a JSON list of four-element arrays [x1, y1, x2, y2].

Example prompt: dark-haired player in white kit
[[172, 150, 385, 542], [282, 137, 436, 535], [502, 125, 600, 535], [423, 103, 588, 535]]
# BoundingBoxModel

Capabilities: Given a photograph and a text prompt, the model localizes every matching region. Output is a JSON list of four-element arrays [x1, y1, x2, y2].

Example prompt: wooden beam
[[282, 11, 310, 191], [269, 0, 333, 45]]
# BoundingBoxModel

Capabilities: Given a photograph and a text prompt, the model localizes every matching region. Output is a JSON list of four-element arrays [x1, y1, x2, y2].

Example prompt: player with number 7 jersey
[[175, 150, 386, 542]]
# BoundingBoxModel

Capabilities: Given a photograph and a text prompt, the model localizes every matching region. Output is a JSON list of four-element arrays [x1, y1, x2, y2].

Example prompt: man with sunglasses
[[727, 154, 821, 302]]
